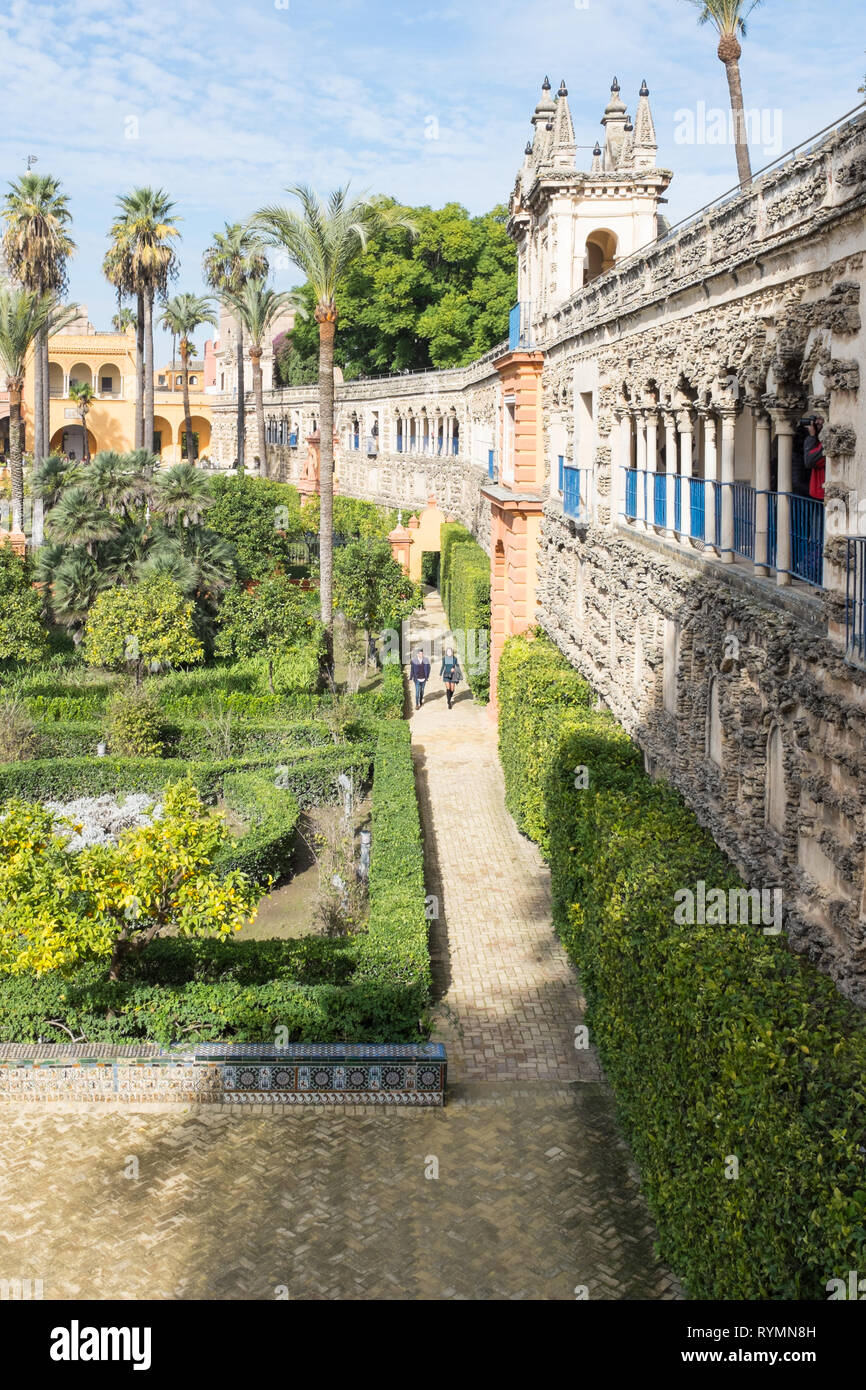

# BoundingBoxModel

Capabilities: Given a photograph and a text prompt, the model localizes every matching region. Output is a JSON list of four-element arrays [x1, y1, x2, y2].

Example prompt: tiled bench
[[0, 1043, 447, 1106]]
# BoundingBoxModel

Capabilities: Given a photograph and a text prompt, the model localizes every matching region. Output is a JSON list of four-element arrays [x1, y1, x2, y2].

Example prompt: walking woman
[[440, 645, 462, 709]]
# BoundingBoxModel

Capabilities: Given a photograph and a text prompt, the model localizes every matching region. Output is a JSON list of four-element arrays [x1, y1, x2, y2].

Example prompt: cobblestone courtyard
[[0, 594, 679, 1301]]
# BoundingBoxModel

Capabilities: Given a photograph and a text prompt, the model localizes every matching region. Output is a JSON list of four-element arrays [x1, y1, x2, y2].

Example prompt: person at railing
[[803, 417, 826, 501], [799, 415, 826, 583]]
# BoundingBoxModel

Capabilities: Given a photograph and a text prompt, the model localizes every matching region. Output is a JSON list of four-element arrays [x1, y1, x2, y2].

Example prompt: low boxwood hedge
[[0, 723, 429, 1047], [215, 772, 301, 886], [499, 631, 866, 1300]]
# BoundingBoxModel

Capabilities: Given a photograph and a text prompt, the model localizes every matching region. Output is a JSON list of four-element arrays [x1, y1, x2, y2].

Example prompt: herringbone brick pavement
[[0, 591, 680, 1300]]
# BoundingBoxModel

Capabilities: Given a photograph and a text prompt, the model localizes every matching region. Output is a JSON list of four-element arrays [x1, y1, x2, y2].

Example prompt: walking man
[[410, 646, 431, 709], [440, 645, 462, 709]]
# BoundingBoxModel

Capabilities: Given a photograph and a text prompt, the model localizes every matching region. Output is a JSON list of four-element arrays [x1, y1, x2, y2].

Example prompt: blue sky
[[1, 0, 862, 343]]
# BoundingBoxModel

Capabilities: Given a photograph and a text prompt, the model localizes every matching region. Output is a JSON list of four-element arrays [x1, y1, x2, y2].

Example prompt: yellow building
[[22, 325, 213, 464]]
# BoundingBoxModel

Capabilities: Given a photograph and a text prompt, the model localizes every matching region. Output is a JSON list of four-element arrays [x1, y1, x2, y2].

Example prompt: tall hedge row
[[498, 632, 866, 1300], [439, 522, 491, 702]]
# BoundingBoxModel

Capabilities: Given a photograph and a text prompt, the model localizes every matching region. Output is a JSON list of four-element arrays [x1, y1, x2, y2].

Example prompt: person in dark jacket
[[409, 647, 430, 709], [440, 646, 462, 709]]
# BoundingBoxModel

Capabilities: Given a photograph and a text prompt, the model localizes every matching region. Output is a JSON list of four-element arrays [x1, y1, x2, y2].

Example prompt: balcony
[[508, 301, 533, 352], [562, 465, 585, 522], [621, 469, 825, 588], [846, 537, 866, 664]]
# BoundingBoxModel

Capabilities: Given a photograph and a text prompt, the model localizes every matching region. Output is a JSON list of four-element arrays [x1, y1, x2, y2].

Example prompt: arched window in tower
[[707, 675, 723, 766], [584, 228, 618, 283], [765, 724, 786, 832]]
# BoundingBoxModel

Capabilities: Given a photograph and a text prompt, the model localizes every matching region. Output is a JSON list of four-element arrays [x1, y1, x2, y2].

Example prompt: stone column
[[646, 406, 659, 526], [664, 409, 678, 540], [635, 410, 647, 526], [677, 408, 694, 540], [718, 409, 737, 564], [701, 411, 718, 552], [773, 414, 794, 587], [753, 410, 772, 576]]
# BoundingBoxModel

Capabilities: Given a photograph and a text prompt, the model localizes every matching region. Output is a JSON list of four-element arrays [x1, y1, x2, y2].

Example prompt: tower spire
[[550, 78, 576, 169], [600, 75, 629, 171], [632, 79, 658, 170]]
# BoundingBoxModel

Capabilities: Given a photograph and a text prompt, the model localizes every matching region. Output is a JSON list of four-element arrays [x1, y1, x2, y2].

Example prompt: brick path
[[0, 591, 680, 1300]]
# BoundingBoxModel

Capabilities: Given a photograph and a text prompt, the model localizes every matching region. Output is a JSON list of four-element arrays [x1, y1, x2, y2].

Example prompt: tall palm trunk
[[32, 335, 43, 468], [135, 292, 145, 450], [41, 330, 50, 460], [8, 382, 24, 532], [718, 36, 752, 186], [316, 304, 337, 661], [80, 410, 90, 465], [143, 291, 155, 454], [236, 322, 245, 472], [250, 345, 267, 477], [181, 345, 195, 467]]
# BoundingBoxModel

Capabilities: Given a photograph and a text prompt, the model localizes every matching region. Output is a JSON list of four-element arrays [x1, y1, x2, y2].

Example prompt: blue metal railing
[[789, 494, 824, 587], [508, 301, 532, 351], [452, 437, 459, 456], [732, 481, 756, 560], [689, 477, 705, 541], [563, 466, 583, 521], [653, 471, 666, 527], [488, 449, 495, 480], [396, 433, 403, 452], [625, 468, 637, 520], [846, 537, 866, 663], [673, 474, 682, 534], [288, 432, 298, 448]]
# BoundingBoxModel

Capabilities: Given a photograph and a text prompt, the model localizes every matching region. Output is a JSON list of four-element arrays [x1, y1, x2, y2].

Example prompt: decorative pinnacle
[[640, 79, 649, 96], [525, 140, 533, 155], [558, 79, 568, 97], [593, 141, 602, 156], [611, 76, 620, 92], [542, 75, 551, 90], [624, 118, 634, 132]]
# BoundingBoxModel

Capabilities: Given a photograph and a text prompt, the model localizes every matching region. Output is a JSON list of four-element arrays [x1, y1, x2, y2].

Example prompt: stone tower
[[508, 77, 672, 338]]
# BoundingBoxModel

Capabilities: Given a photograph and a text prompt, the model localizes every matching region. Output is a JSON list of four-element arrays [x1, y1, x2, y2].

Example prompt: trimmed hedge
[[499, 632, 866, 1300], [215, 773, 300, 886], [0, 743, 375, 806], [439, 522, 491, 702], [0, 724, 429, 1046]]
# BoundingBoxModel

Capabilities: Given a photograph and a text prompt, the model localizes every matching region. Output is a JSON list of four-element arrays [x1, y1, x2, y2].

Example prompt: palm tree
[[104, 188, 180, 452], [111, 307, 136, 333], [202, 223, 267, 472], [46, 484, 120, 557], [47, 550, 109, 643], [685, 0, 762, 186], [218, 279, 299, 477], [1, 174, 76, 468], [152, 462, 213, 534], [79, 449, 154, 517], [249, 186, 415, 651], [68, 380, 95, 465], [0, 287, 76, 530], [31, 452, 76, 510], [159, 292, 218, 466]]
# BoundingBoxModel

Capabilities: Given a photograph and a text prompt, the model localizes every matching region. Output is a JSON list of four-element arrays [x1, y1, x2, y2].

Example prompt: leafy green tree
[[216, 572, 324, 693], [84, 573, 204, 681], [334, 539, 419, 668], [281, 201, 516, 379], [0, 546, 50, 669], [0, 781, 260, 980], [206, 473, 304, 581]]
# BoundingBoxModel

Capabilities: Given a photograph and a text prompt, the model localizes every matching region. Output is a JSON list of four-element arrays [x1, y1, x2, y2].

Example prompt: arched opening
[[68, 362, 93, 391], [151, 416, 173, 457], [96, 362, 122, 397], [50, 425, 97, 461], [48, 362, 64, 397], [707, 674, 723, 766], [584, 228, 618, 283], [181, 415, 211, 460], [765, 724, 786, 831]]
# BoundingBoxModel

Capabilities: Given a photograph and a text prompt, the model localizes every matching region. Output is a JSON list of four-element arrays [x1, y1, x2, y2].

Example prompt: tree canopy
[[277, 200, 516, 381]]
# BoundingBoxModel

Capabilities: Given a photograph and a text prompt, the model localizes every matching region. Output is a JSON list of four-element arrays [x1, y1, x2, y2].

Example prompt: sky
[[0, 0, 863, 346]]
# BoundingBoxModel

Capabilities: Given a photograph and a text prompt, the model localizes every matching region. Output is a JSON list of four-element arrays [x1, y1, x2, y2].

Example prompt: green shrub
[[421, 551, 439, 587], [499, 631, 866, 1300], [0, 695, 36, 763], [439, 523, 490, 702], [106, 687, 167, 758], [216, 773, 300, 887]]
